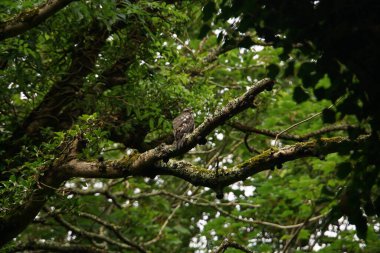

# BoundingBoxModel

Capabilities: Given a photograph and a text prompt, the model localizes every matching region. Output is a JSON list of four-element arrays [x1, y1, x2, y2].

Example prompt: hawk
[[172, 108, 194, 148]]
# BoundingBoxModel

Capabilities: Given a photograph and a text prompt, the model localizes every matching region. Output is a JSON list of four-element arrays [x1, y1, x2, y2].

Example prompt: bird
[[172, 108, 194, 148]]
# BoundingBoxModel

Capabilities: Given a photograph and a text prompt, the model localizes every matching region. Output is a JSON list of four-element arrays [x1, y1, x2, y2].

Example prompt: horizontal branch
[[60, 135, 369, 190], [212, 205, 325, 230], [68, 187, 261, 209], [214, 239, 253, 253], [229, 122, 356, 141], [153, 136, 368, 188], [0, 0, 77, 41], [8, 241, 106, 253]]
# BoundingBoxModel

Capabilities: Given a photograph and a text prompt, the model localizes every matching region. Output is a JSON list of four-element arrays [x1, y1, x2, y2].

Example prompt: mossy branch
[[0, 0, 77, 41]]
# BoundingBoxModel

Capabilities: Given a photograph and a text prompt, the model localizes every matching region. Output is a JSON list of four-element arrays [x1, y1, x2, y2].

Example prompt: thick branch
[[0, 0, 76, 41], [154, 136, 368, 188], [59, 135, 369, 189], [0, 169, 67, 247], [130, 78, 275, 171]]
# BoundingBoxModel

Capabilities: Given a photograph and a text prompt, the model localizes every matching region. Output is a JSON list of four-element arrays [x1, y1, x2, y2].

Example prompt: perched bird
[[172, 108, 194, 148]]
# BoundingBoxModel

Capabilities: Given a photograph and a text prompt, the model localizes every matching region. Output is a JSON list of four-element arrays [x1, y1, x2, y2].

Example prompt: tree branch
[[67, 188, 261, 209], [143, 203, 181, 245], [49, 210, 143, 251], [77, 212, 146, 252], [1, 21, 112, 168], [0, 0, 77, 41], [8, 240, 107, 253], [0, 169, 67, 247], [0, 19, 146, 172], [212, 204, 325, 230], [58, 135, 369, 190], [153, 136, 368, 189], [130, 78, 275, 170], [229, 122, 357, 141], [214, 238, 253, 253]]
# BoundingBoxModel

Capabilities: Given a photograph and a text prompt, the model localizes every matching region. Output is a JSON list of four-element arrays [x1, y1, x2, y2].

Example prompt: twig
[[172, 35, 196, 59], [77, 211, 146, 252], [274, 97, 343, 145], [214, 238, 253, 253], [282, 212, 314, 253], [229, 122, 355, 142], [212, 204, 325, 230], [46, 207, 144, 251], [86, 188, 321, 230], [9, 240, 108, 253], [144, 203, 181, 245]]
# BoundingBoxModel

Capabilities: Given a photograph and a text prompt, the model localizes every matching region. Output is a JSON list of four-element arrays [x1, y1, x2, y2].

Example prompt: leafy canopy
[[0, 0, 379, 252]]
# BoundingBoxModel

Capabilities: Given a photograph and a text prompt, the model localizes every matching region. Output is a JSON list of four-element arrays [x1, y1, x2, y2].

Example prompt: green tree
[[0, 0, 379, 252]]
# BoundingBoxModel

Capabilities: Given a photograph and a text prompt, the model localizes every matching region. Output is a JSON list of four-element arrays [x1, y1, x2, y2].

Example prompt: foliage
[[0, 0, 379, 252]]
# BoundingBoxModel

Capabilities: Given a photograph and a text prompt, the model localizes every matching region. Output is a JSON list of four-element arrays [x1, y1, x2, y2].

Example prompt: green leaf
[[238, 36, 254, 49], [238, 15, 252, 32], [284, 60, 295, 77], [353, 214, 368, 240], [313, 87, 326, 100], [321, 185, 335, 196], [336, 162, 352, 179], [298, 62, 319, 88], [198, 24, 211, 38], [267, 63, 280, 79], [292, 86, 309, 103], [202, 1, 216, 21], [322, 108, 336, 123]]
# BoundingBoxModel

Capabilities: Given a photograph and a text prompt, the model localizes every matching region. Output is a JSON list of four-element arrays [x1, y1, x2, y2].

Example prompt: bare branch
[[144, 203, 181, 245], [229, 122, 357, 141], [49, 209, 145, 251], [77, 212, 146, 252], [212, 204, 325, 230], [67, 188, 261, 209], [282, 211, 315, 253], [273, 96, 347, 145], [301, 124, 359, 139]]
